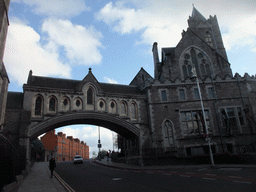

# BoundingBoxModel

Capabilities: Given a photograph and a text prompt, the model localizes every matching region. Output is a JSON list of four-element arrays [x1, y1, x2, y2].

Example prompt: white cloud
[[4, 18, 103, 85], [104, 77, 118, 84], [4, 20, 71, 86], [42, 18, 103, 65], [57, 125, 116, 158], [222, 15, 256, 51], [12, 0, 89, 17], [96, 0, 256, 53]]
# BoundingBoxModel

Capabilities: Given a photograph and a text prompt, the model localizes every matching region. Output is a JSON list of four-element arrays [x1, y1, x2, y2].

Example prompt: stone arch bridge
[[5, 69, 152, 167]]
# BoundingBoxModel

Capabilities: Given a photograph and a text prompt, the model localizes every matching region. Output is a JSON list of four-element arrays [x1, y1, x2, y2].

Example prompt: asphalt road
[[55, 160, 256, 192]]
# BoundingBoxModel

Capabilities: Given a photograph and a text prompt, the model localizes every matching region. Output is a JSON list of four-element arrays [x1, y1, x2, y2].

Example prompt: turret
[[152, 42, 161, 79]]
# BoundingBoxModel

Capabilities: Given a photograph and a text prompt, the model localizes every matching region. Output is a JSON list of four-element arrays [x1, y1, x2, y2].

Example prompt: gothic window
[[220, 107, 244, 135], [108, 100, 117, 113], [120, 101, 127, 116], [61, 97, 70, 112], [74, 97, 82, 110], [181, 47, 212, 79], [130, 102, 137, 120], [76, 99, 81, 107], [49, 97, 56, 112], [182, 65, 188, 78], [98, 100, 106, 112], [180, 110, 210, 136], [100, 101, 104, 108], [162, 119, 175, 149], [35, 96, 43, 116], [87, 88, 93, 104]]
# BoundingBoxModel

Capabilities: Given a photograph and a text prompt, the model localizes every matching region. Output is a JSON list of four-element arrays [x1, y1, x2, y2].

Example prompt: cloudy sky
[[4, 0, 256, 158]]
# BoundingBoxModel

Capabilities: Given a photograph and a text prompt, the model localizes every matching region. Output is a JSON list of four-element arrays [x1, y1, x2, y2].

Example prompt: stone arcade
[[3, 7, 256, 166]]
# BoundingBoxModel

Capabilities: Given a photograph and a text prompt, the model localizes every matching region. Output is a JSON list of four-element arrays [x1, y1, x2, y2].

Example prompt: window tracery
[[34, 95, 43, 116], [181, 47, 212, 79]]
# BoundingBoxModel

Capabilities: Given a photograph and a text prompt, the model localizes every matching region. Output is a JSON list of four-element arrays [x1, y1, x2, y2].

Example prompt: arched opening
[[28, 112, 140, 161]]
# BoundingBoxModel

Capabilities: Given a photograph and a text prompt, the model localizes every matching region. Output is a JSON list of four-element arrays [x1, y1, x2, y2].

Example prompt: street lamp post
[[191, 67, 215, 166], [98, 126, 101, 161]]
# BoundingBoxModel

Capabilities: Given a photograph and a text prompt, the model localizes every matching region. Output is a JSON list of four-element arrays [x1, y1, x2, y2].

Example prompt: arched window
[[130, 102, 137, 120], [109, 100, 117, 113], [98, 99, 106, 112], [120, 101, 127, 115], [87, 88, 93, 104], [162, 119, 175, 149], [182, 65, 188, 78], [74, 97, 83, 110], [35, 96, 43, 116], [181, 47, 212, 78], [61, 97, 70, 112], [49, 97, 56, 112]]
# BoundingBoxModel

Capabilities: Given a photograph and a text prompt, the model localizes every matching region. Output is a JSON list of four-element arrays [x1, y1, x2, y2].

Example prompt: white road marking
[[112, 178, 122, 181], [180, 175, 191, 178], [163, 173, 172, 176], [202, 177, 216, 181], [228, 176, 242, 179], [205, 174, 216, 176], [219, 168, 241, 171], [186, 172, 195, 175], [233, 180, 251, 184]]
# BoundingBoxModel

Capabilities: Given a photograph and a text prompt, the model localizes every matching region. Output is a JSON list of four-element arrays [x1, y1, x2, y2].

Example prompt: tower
[[156, 7, 232, 83]]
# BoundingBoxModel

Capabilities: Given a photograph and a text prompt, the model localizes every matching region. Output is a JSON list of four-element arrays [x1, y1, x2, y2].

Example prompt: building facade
[[41, 130, 89, 162], [0, 0, 10, 132], [136, 7, 256, 156], [3, 7, 256, 164]]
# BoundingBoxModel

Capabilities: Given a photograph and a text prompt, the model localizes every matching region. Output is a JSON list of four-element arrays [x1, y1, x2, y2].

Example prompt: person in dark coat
[[49, 157, 56, 178]]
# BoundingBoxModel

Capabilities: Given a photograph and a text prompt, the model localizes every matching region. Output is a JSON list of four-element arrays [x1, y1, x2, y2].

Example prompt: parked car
[[73, 155, 83, 164]]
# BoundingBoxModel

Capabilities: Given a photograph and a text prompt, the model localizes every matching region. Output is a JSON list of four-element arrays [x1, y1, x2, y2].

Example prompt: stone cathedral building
[[2, 7, 256, 163]]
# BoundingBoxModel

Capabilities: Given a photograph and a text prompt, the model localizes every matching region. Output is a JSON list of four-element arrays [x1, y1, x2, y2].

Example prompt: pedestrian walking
[[49, 157, 56, 178]]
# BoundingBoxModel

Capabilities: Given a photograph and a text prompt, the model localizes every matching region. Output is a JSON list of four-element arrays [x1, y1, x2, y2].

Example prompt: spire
[[191, 6, 206, 22]]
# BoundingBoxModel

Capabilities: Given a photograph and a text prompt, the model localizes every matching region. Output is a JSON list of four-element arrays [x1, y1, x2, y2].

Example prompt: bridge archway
[[29, 111, 140, 140]]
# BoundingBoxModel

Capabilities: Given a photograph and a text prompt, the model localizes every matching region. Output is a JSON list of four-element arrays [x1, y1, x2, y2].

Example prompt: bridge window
[[98, 99, 106, 111], [100, 101, 104, 108], [130, 102, 137, 120], [109, 100, 117, 113], [120, 101, 127, 116], [61, 97, 70, 112], [76, 100, 80, 107], [87, 88, 93, 104], [49, 97, 56, 112], [35, 96, 43, 116], [162, 119, 175, 149], [74, 98, 82, 110]]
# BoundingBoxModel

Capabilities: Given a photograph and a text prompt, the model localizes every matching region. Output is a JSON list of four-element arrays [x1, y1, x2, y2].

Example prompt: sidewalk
[[17, 162, 66, 192], [95, 156, 256, 170]]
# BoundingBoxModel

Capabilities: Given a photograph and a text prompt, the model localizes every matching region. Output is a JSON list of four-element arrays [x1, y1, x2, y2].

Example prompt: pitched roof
[[25, 75, 141, 94]]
